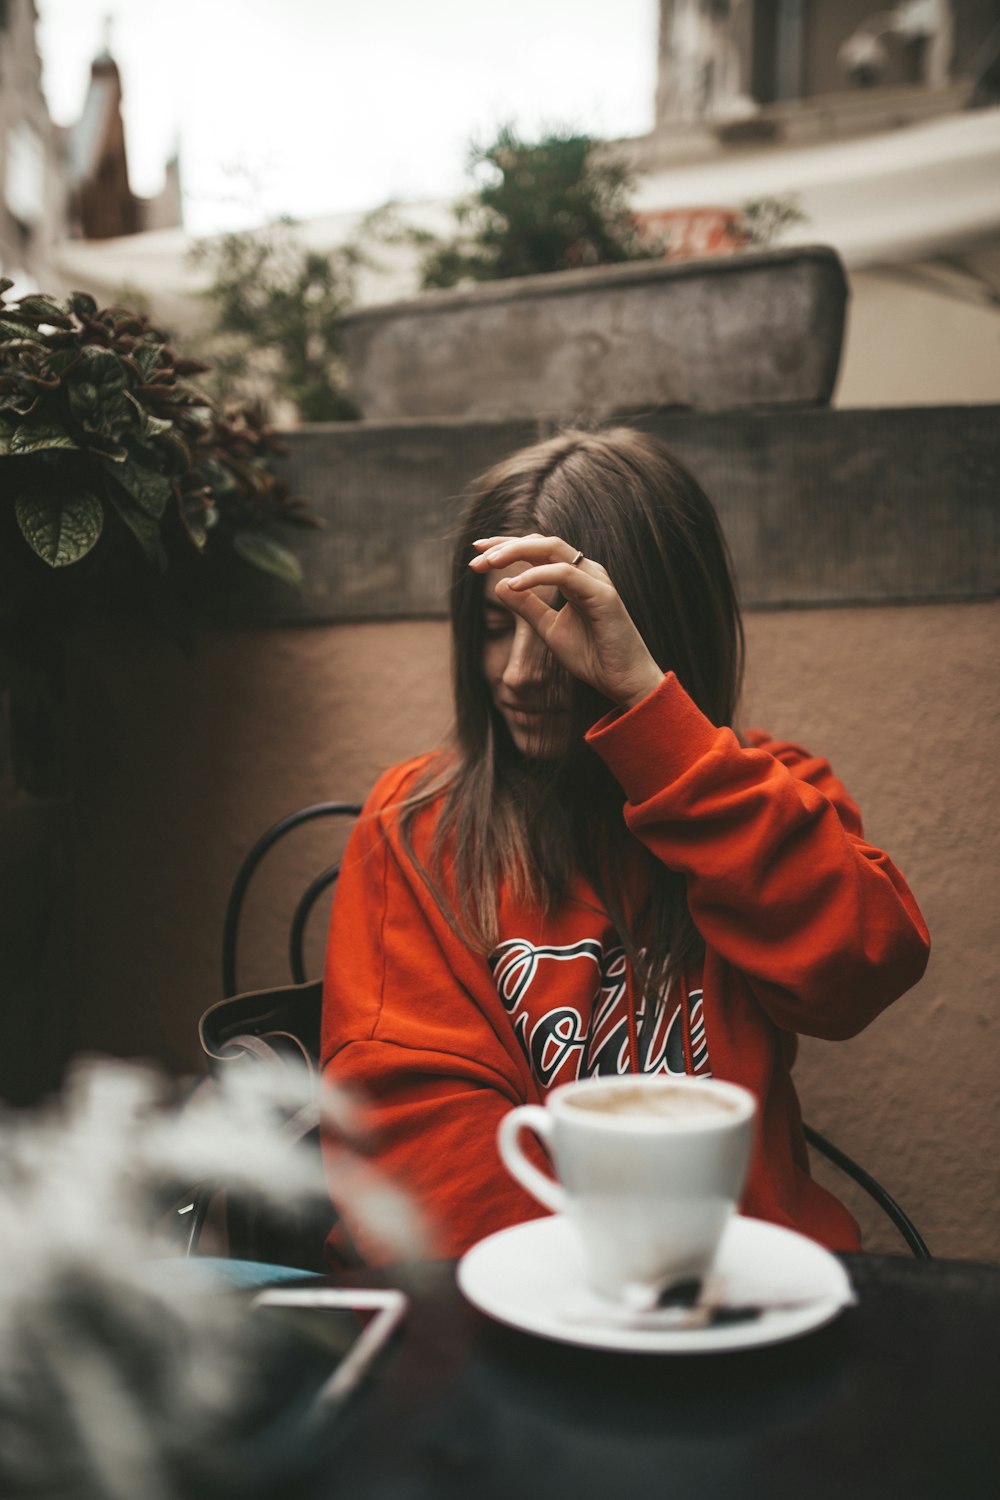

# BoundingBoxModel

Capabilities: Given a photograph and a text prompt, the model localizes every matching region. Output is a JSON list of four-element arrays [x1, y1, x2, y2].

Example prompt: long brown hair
[[400, 427, 744, 1008]]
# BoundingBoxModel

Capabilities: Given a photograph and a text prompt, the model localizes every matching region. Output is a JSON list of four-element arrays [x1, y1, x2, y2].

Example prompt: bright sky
[[34, 0, 659, 237]]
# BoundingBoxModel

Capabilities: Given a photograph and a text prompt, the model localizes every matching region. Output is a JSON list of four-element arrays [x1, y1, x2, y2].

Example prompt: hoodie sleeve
[[586, 673, 930, 1041], [320, 769, 544, 1263]]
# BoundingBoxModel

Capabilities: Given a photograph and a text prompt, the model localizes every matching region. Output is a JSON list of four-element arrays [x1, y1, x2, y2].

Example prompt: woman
[[320, 428, 929, 1264]]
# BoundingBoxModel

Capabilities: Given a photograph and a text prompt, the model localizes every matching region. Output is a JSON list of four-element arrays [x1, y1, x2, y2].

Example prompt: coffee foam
[[564, 1083, 740, 1120]]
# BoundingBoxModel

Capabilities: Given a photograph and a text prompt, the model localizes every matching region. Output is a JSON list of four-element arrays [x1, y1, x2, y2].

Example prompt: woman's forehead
[[482, 561, 530, 603]]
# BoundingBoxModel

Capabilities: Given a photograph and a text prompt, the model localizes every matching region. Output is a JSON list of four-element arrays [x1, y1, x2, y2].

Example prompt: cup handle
[[497, 1105, 566, 1214]]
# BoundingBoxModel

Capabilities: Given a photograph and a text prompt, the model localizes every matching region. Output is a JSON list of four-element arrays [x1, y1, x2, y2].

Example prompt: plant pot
[[337, 245, 848, 420]]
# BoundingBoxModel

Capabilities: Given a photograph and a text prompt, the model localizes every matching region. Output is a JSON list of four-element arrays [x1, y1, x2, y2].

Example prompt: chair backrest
[[222, 802, 362, 998], [804, 1124, 930, 1259], [186, 804, 361, 1272]]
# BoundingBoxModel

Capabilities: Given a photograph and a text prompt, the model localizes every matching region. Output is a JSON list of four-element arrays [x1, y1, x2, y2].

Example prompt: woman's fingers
[[470, 532, 663, 708], [500, 561, 602, 597], [469, 535, 590, 573], [495, 560, 614, 649], [493, 577, 555, 637]]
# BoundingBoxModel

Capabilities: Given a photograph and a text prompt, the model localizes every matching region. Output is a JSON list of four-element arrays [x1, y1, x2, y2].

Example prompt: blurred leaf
[[45, 348, 82, 377], [111, 455, 172, 517], [232, 531, 303, 586], [9, 424, 79, 456], [107, 490, 169, 570], [0, 319, 45, 343], [15, 488, 104, 567], [14, 295, 73, 328], [130, 342, 164, 381], [73, 345, 128, 385], [68, 290, 98, 319], [736, 194, 808, 248]]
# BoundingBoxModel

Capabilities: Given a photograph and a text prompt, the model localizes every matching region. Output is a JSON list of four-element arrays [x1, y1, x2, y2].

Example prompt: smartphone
[[251, 1287, 408, 1411]]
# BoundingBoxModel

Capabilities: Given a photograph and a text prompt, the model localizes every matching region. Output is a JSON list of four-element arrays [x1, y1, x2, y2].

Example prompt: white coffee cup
[[497, 1075, 756, 1303]]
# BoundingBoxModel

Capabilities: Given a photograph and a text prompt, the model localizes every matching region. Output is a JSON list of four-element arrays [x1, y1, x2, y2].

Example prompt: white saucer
[[457, 1214, 854, 1354]]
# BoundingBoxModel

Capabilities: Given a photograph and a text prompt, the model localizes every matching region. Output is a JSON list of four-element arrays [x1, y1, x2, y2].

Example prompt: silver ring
[[570, 549, 585, 567]]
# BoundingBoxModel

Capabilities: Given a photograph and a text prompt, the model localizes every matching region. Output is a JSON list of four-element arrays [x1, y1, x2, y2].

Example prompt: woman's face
[[480, 562, 571, 759]]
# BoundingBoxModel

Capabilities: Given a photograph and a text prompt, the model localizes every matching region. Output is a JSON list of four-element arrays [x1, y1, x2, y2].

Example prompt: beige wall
[[742, 603, 999, 1263], [69, 600, 999, 1262], [837, 267, 1000, 408]]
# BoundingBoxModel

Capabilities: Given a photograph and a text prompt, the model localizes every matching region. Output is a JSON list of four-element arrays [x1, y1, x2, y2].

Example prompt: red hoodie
[[321, 672, 929, 1263]]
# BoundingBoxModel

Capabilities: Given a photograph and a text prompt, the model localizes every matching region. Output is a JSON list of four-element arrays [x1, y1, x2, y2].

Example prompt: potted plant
[[0, 280, 317, 794]]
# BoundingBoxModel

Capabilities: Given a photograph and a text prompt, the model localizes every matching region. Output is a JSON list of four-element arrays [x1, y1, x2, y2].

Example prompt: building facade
[[0, 1, 180, 295], [0, 0, 68, 291], [651, 0, 999, 143], [67, 44, 181, 242]]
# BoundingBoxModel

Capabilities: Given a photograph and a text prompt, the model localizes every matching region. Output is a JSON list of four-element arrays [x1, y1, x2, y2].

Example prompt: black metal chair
[[803, 1123, 929, 1258], [182, 803, 362, 1271], [184, 802, 930, 1266], [221, 801, 364, 1000]]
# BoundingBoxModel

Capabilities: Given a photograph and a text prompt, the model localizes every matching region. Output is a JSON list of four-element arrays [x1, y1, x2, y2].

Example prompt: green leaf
[[156, 428, 191, 469], [110, 455, 172, 517], [231, 530, 303, 586], [0, 318, 46, 344], [15, 488, 104, 567], [131, 342, 165, 382], [124, 390, 173, 438], [0, 386, 41, 416], [183, 512, 208, 550], [107, 490, 168, 570], [88, 439, 129, 463], [46, 348, 81, 377], [15, 295, 72, 327], [68, 367, 124, 430], [8, 423, 79, 456], [68, 291, 97, 320], [70, 344, 128, 388]]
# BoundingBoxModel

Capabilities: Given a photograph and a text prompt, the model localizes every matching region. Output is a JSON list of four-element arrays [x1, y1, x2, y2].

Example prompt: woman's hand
[[469, 534, 664, 711]]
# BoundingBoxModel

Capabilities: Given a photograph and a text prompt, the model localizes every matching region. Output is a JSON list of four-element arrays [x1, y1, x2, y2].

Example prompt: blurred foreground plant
[[0, 1055, 423, 1500]]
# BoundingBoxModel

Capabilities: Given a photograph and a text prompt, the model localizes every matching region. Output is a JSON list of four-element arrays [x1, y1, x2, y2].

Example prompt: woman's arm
[[470, 534, 928, 1041], [587, 674, 930, 1041], [321, 776, 543, 1262]]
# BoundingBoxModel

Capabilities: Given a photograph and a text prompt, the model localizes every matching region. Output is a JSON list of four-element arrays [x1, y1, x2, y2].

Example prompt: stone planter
[[338, 245, 848, 421]]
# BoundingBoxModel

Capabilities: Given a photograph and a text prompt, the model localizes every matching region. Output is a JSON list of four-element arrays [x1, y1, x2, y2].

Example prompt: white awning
[[632, 106, 1000, 268]]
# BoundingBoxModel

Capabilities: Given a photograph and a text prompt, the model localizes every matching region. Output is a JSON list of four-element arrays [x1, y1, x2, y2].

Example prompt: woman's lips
[[502, 706, 570, 734], [501, 702, 553, 723]]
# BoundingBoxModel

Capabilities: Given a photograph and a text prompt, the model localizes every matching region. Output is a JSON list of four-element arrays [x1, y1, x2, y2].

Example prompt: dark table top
[[291, 1251, 1000, 1500]]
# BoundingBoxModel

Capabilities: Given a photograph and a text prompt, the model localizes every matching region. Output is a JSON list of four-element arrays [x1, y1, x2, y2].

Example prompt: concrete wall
[[212, 408, 998, 627], [338, 248, 846, 420], [64, 598, 999, 1264]]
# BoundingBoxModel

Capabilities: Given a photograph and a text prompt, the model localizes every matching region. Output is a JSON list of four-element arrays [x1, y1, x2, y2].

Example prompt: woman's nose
[[502, 622, 547, 690]]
